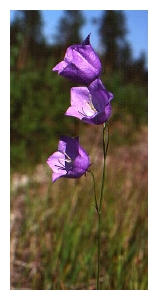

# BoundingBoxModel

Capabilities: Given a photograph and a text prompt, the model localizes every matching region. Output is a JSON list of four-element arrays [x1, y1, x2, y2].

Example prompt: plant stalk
[[97, 122, 109, 290]]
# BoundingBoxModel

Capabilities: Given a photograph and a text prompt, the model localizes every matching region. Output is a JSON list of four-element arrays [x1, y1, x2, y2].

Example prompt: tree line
[[11, 10, 147, 84]]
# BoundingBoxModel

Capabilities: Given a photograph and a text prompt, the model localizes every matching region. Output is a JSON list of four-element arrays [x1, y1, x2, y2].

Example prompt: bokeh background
[[10, 10, 148, 290]]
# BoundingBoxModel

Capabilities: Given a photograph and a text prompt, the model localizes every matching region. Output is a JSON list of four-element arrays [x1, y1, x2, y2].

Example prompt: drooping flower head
[[47, 136, 90, 182], [52, 34, 102, 86], [65, 78, 113, 125]]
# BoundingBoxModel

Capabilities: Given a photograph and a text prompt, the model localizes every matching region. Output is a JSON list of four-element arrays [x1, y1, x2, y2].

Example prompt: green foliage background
[[10, 58, 147, 171]]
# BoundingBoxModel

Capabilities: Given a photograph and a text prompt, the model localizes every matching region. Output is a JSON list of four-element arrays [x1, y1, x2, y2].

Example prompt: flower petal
[[47, 151, 67, 182], [65, 106, 83, 120], [52, 61, 68, 73], [58, 136, 79, 161], [47, 136, 90, 182], [66, 143, 90, 178], [65, 79, 113, 125], [88, 79, 113, 111], [52, 35, 102, 85], [52, 172, 65, 183], [65, 87, 97, 119], [82, 103, 112, 125]]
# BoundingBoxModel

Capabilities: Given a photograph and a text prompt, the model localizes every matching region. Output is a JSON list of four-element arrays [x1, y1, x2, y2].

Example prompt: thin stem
[[97, 122, 109, 290], [88, 169, 99, 213], [99, 122, 109, 213], [97, 211, 101, 289]]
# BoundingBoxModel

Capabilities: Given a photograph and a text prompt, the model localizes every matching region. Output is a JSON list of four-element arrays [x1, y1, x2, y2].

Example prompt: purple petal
[[65, 80, 113, 125], [52, 172, 64, 183], [47, 151, 67, 182], [78, 145, 90, 171], [59, 136, 79, 161], [88, 79, 113, 111], [82, 34, 91, 45], [66, 143, 90, 178], [82, 102, 112, 125], [65, 87, 97, 119], [52, 61, 68, 73], [52, 35, 102, 85], [47, 136, 90, 182], [58, 138, 67, 153], [65, 106, 83, 120]]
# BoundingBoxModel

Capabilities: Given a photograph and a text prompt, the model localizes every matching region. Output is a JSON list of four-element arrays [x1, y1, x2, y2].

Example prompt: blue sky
[[10, 10, 148, 65]]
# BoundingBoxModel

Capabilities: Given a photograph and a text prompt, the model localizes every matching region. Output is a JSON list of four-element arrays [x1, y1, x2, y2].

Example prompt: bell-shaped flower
[[52, 34, 102, 85], [47, 136, 90, 182], [65, 79, 113, 125]]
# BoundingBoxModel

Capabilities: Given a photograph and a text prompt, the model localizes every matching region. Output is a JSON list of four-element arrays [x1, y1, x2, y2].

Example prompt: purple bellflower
[[52, 34, 102, 86], [65, 78, 113, 125], [47, 136, 90, 182]]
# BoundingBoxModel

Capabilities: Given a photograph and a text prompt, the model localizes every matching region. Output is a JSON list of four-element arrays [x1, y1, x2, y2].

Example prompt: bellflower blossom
[[65, 78, 113, 125], [47, 136, 90, 182], [52, 34, 102, 85]]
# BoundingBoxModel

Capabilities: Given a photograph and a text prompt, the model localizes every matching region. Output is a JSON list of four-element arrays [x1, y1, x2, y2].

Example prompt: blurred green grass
[[10, 123, 148, 290]]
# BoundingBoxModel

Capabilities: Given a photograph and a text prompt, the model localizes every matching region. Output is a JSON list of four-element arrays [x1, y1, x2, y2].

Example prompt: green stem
[[97, 211, 101, 289], [97, 122, 109, 290], [89, 169, 99, 213], [99, 122, 109, 213]]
